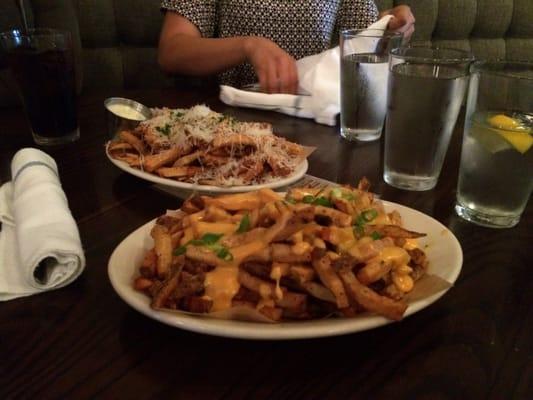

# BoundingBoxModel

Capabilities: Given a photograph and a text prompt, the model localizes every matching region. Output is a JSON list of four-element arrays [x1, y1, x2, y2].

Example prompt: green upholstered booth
[[1, 0, 532, 105]]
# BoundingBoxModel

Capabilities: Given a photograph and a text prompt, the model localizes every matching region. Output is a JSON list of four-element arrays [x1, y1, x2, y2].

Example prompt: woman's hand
[[244, 37, 299, 94], [381, 5, 416, 40]]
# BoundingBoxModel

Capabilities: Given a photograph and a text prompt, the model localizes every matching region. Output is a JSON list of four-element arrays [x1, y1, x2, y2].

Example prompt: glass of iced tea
[[455, 61, 533, 228], [0, 29, 79, 145]]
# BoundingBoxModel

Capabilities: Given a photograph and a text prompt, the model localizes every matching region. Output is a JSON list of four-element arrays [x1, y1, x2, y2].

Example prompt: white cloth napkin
[[220, 15, 393, 126], [0, 148, 85, 301]]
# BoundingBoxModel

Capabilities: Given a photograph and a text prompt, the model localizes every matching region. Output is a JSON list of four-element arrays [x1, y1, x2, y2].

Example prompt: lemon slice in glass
[[470, 122, 510, 154], [488, 114, 532, 154]]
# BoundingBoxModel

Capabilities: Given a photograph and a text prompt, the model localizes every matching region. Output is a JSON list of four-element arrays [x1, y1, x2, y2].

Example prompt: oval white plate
[[106, 146, 308, 194], [108, 201, 462, 340]]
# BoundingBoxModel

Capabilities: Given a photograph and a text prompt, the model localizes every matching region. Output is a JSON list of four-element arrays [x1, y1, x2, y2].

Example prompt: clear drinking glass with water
[[455, 61, 533, 228], [383, 47, 472, 191], [340, 29, 403, 142]]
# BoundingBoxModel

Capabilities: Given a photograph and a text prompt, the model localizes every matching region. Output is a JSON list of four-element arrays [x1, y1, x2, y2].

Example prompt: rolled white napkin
[[220, 15, 393, 126], [0, 148, 85, 301]]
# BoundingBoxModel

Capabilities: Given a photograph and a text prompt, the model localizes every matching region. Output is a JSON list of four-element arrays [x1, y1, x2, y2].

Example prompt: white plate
[[106, 146, 308, 194], [108, 201, 462, 340]]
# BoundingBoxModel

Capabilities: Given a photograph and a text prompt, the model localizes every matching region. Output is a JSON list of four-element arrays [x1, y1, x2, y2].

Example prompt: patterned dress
[[161, 0, 379, 87]]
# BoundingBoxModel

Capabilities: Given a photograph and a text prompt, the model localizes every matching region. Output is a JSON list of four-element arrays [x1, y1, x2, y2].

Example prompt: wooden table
[[1, 89, 531, 400]]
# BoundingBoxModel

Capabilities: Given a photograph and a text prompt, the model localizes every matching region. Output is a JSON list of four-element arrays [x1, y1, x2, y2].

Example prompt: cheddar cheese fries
[[133, 181, 429, 321]]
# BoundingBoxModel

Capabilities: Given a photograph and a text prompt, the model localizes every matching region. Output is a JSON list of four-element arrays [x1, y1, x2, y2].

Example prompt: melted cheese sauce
[[204, 266, 240, 312], [377, 247, 410, 266], [204, 240, 269, 312], [194, 221, 236, 236], [270, 263, 289, 300], [392, 272, 414, 292], [403, 238, 419, 250], [374, 247, 415, 293]]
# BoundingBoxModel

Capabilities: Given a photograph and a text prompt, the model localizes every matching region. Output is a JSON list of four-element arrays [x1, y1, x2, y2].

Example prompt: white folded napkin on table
[[220, 15, 394, 126], [0, 148, 85, 301]]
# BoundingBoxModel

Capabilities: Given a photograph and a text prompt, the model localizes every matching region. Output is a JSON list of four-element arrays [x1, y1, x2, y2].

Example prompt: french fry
[[151, 224, 173, 278], [203, 192, 263, 211], [337, 266, 407, 321], [134, 277, 153, 291], [314, 205, 352, 227], [107, 141, 134, 152], [259, 306, 283, 321], [111, 152, 141, 167], [212, 133, 257, 150], [180, 296, 213, 313], [185, 246, 226, 268], [289, 265, 316, 283], [157, 166, 201, 178], [139, 249, 157, 278], [299, 281, 336, 303], [363, 224, 426, 239], [151, 265, 182, 309], [356, 260, 393, 285], [173, 151, 202, 167], [237, 270, 307, 312], [271, 244, 312, 263], [144, 147, 181, 172], [311, 251, 349, 309], [119, 130, 146, 154]]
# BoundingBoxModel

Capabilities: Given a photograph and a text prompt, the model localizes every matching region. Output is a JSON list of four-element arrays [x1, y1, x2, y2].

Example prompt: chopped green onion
[[353, 224, 364, 237], [174, 246, 186, 256], [313, 196, 333, 207], [216, 247, 233, 261], [236, 213, 251, 233], [330, 188, 342, 198], [284, 197, 296, 204], [302, 195, 315, 204], [370, 231, 382, 240], [200, 233, 223, 245], [361, 209, 378, 222], [177, 232, 231, 259], [342, 192, 355, 201]]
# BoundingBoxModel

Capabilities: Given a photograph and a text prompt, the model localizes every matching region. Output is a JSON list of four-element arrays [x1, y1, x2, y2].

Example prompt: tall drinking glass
[[340, 29, 403, 142], [0, 29, 79, 145], [455, 61, 533, 228], [383, 47, 472, 190]]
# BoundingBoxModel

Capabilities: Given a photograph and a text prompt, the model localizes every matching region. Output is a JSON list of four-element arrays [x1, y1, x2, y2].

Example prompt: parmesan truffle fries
[[133, 180, 429, 322], [107, 105, 310, 186]]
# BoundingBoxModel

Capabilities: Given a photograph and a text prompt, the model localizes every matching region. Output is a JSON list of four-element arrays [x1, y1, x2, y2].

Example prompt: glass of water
[[455, 61, 533, 228], [383, 47, 472, 191], [340, 29, 403, 142]]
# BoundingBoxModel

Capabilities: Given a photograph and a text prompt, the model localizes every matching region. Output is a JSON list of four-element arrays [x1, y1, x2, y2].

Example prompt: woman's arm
[[157, 12, 298, 94]]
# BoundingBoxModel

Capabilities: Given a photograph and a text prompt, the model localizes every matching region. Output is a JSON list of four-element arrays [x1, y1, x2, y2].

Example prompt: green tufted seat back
[[1, 0, 532, 105], [375, 0, 533, 60]]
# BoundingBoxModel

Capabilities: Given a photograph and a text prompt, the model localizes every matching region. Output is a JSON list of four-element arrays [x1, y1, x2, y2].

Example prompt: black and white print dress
[[161, 0, 379, 87]]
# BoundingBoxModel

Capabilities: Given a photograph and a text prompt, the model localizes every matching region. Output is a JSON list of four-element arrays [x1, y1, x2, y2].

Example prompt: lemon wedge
[[488, 114, 521, 130], [470, 123, 510, 154], [488, 114, 532, 154], [495, 130, 533, 154]]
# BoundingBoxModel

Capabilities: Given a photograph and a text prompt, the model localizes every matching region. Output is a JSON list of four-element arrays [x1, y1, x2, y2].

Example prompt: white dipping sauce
[[108, 103, 146, 120]]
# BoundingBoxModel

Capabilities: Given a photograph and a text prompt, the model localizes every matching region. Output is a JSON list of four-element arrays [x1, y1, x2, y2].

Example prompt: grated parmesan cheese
[[132, 105, 306, 186]]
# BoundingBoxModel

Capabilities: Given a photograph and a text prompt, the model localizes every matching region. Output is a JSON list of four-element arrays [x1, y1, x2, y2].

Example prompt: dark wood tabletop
[[1, 88, 531, 400]]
